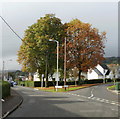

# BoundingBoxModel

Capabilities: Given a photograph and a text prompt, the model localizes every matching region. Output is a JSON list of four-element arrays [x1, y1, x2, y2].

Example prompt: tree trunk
[[78, 70, 82, 85], [45, 72, 48, 87]]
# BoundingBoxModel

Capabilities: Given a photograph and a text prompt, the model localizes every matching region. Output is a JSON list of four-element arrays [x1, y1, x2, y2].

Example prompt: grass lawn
[[108, 85, 115, 90], [34, 84, 100, 92]]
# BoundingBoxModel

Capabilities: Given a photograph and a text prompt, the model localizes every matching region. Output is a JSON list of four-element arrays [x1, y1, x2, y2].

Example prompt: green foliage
[[0, 81, 11, 99], [18, 81, 34, 87], [108, 85, 115, 90], [115, 82, 120, 90], [103, 57, 119, 64], [17, 14, 65, 87]]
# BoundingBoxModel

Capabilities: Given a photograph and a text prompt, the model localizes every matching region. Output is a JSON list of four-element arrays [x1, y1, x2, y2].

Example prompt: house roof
[[94, 68, 103, 76], [105, 69, 110, 75], [100, 63, 109, 70], [100, 64, 110, 75]]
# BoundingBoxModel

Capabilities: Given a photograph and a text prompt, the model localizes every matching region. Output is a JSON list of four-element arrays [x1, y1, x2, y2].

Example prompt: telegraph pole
[[2, 61, 5, 80], [64, 37, 67, 90]]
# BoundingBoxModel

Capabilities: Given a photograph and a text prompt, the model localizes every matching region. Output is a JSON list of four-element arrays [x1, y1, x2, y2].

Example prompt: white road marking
[[99, 100, 105, 102], [65, 92, 119, 106], [28, 95, 44, 96], [111, 102, 116, 105], [88, 88, 94, 98], [34, 88, 39, 90], [96, 98, 101, 101], [88, 94, 94, 99], [45, 98, 62, 100], [91, 97, 96, 99]]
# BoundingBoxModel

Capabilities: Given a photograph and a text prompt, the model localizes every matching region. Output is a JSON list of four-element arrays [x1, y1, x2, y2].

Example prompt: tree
[[61, 19, 106, 85], [108, 64, 119, 85], [17, 14, 65, 87]]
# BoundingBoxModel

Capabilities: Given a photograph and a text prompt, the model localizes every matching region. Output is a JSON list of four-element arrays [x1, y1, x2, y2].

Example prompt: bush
[[18, 81, 34, 87], [18, 79, 111, 88], [84, 79, 103, 84], [0, 81, 11, 99], [66, 81, 75, 85]]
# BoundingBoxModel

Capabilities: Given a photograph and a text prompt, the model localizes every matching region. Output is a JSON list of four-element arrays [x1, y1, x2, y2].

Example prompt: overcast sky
[[0, 1, 119, 70]]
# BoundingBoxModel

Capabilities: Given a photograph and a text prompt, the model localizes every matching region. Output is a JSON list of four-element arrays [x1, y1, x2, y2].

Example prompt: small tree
[[109, 64, 119, 85], [72, 67, 78, 85]]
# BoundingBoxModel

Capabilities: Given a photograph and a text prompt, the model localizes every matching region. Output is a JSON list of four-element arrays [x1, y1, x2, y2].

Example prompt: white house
[[33, 72, 40, 81], [33, 72, 54, 81], [87, 64, 110, 80], [108, 65, 120, 79]]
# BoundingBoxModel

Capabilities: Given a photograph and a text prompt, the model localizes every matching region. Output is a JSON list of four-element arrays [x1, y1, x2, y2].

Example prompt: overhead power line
[[0, 16, 23, 40], [0, 16, 32, 48], [0, 16, 48, 55], [0, 16, 53, 56]]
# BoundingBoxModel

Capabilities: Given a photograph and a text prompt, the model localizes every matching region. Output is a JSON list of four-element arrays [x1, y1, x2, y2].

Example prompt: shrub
[[18, 81, 34, 87], [34, 81, 41, 87], [84, 79, 103, 84], [0, 81, 11, 99]]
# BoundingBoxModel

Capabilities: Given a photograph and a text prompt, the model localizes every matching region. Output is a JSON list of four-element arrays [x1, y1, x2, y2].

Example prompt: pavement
[[2, 88, 23, 119]]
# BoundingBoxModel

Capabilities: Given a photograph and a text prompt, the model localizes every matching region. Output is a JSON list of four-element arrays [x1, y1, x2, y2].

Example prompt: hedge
[[0, 81, 11, 99], [17, 81, 35, 87], [17, 78, 117, 88]]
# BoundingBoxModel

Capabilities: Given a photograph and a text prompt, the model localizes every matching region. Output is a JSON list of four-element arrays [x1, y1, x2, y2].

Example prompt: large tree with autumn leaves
[[17, 14, 107, 86], [62, 19, 106, 85]]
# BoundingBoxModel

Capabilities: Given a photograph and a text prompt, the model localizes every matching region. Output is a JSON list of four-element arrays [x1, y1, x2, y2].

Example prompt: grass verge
[[107, 85, 115, 90], [34, 84, 100, 92]]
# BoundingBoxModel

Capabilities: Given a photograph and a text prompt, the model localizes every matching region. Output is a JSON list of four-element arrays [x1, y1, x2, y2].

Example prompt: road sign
[[56, 77, 59, 81]]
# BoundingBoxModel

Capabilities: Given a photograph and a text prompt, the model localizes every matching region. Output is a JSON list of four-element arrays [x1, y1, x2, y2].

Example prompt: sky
[[0, 0, 119, 70]]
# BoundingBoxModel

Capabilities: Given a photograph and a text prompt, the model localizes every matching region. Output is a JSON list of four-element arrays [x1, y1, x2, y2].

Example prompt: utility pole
[[56, 41, 59, 86], [2, 61, 5, 80], [64, 37, 67, 90]]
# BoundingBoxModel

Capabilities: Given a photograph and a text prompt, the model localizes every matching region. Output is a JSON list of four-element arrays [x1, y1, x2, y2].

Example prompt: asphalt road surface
[[8, 84, 119, 118]]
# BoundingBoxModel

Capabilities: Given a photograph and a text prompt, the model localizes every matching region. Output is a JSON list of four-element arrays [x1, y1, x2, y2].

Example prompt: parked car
[[13, 82, 17, 85], [9, 81, 17, 87]]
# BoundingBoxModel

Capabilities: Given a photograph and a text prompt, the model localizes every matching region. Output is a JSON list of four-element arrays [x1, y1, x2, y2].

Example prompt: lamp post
[[49, 39, 59, 86]]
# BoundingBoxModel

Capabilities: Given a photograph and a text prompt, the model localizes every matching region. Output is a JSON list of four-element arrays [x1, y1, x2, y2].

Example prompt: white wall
[[87, 69, 98, 80], [33, 73, 40, 81]]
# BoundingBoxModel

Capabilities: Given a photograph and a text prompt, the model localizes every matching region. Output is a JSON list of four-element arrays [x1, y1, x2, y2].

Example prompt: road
[[8, 84, 119, 118]]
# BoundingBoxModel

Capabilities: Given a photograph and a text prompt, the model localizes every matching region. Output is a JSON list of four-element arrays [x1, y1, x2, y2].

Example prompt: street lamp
[[49, 39, 59, 86]]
